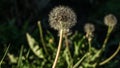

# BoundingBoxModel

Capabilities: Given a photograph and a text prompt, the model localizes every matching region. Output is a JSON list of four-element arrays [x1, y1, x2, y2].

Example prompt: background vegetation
[[0, 0, 120, 68]]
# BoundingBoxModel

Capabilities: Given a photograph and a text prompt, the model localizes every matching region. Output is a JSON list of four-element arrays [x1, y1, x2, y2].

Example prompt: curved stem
[[102, 27, 113, 50], [99, 43, 120, 66], [52, 30, 63, 68]]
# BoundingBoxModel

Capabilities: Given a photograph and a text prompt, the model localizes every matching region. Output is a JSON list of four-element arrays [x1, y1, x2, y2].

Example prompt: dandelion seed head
[[84, 23, 95, 34], [49, 5, 77, 31], [104, 14, 117, 27]]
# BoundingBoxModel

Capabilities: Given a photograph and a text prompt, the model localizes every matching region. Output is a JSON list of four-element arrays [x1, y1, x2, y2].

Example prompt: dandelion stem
[[65, 35, 73, 68], [38, 21, 48, 55], [52, 29, 63, 68], [99, 43, 120, 65], [88, 40, 92, 53], [102, 26, 113, 50]]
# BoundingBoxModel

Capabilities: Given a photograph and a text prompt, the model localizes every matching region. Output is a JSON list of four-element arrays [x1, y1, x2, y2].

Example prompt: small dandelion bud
[[104, 14, 117, 27], [84, 23, 95, 34], [49, 5, 77, 31], [84, 23, 95, 41]]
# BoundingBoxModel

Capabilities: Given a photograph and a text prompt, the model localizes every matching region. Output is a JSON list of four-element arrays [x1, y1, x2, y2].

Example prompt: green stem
[[38, 21, 48, 55], [52, 29, 63, 68], [79, 36, 86, 45], [17, 45, 24, 68], [73, 53, 87, 68], [99, 43, 120, 66], [98, 26, 114, 66], [102, 27, 113, 50], [0, 44, 10, 67], [88, 40, 92, 53], [65, 35, 73, 68], [26, 48, 30, 59]]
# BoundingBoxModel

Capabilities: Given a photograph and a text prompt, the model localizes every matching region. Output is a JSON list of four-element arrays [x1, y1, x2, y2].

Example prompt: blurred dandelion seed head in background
[[104, 14, 117, 27], [84, 23, 95, 34], [84, 23, 95, 41], [49, 5, 77, 31]]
